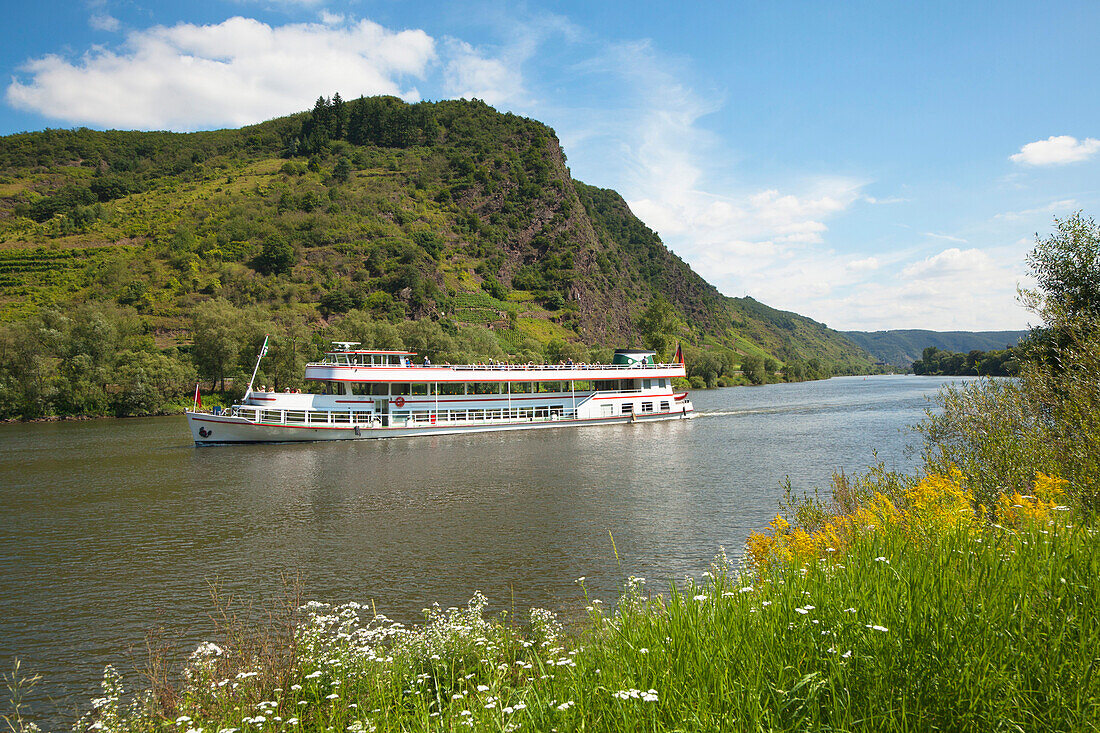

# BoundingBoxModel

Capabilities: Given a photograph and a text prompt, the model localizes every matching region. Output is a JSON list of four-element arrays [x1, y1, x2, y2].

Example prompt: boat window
[[573, 380, 592, 391], [660, 401, 670, 412], [439, 382, 465, 395], [622, 403, 633, 413], [643, 379, 652, 390], [392, 383, 411, 396], [349, 383, 373, 396], [510, 381, 531, 394], [601, 404, 613, 417], [305, 380, 334, 395], [411, 383, 429, 396], [641, 402, 654, 413]]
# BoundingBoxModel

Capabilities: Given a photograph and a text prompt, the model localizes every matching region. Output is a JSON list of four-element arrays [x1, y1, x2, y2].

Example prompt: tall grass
[[43, 494, 1097, 733]]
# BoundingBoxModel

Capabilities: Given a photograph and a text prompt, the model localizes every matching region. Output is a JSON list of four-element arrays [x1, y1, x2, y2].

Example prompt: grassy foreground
[[9, 471, 1093, 732]]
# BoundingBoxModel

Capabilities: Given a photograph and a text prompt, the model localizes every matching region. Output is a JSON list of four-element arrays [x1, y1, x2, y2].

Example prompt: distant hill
[[0, 95, 875, 373], [842, 329, 1029, 367]]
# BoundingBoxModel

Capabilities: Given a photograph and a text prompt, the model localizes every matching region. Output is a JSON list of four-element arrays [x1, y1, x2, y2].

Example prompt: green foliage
[[740, 354, 766, 385], [331, 157, 351, 183], [190, 299, 242, 390], [254, 235, 296, 276], [917, 213, 1100, 511], [0, 305, 195, 419], [912, 345, 1019, 376], [636, 296, 679, 357], [1025, 211, 1100, 323]]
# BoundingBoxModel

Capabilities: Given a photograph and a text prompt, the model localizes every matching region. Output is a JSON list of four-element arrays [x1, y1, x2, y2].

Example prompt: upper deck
[[304, 344, 687, 383]]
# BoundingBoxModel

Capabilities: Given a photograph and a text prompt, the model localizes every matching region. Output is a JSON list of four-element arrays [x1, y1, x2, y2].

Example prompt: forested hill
[[0, 95, 875, 414], [842, 329, 1029, 367]]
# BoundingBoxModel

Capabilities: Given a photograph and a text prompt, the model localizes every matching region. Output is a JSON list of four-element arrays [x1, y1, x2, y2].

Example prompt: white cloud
[[6, 17, 435, 130], [1010, 135, 1100, 166], [924, 232, 967, 244], [901, 247, 993, 279], [89, 14, 120, 32], [442, 39, 526, 107], [318, 11, 344, 25], [994, 198, 1077, 221]]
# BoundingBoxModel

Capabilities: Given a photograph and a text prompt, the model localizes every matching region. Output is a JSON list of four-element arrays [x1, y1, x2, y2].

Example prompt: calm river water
[[0, 375, 970, 726]]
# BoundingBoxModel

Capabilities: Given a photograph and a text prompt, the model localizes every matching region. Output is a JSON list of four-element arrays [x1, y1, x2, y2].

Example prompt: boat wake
[[696, 402, 846, 418], [696, 408, 786, 417]]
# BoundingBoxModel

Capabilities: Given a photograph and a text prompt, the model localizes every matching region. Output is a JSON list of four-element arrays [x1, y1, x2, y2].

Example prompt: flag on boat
[[193, 383, 202, 409], [259, 335, 269, 358], [674, 342, 684, 365]]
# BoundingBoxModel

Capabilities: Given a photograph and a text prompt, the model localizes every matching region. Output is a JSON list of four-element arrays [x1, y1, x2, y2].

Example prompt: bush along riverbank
[[7, 214, 1100, 731]]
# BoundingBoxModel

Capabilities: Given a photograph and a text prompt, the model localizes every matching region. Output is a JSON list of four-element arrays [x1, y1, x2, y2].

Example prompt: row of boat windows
[[603, 401, 671, 415], [304, 378, 672, 396], [398, 406, 567, 422]]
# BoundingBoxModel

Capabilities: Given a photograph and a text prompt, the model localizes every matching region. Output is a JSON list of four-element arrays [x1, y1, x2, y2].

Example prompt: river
[[0, 374, 969, 727]]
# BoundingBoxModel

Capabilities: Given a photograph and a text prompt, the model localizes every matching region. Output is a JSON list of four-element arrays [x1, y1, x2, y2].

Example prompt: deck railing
[[225, 404, 583, 429], [306, 360, 680, 371]]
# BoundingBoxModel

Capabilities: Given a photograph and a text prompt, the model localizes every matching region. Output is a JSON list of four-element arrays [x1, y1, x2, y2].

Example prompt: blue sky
[[3, 1, 1098, 331]]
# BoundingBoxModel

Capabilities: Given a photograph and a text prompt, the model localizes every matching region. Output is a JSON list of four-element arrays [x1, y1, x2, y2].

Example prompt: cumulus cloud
[[1010, 135, 1100, 166], [6, 16, 435, 130]]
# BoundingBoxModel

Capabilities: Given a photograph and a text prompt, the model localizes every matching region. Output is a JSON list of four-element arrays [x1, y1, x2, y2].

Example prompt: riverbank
[[24, 471, 1095, 733]]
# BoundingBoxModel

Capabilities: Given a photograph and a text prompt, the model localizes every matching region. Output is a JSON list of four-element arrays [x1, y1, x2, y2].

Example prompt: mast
[[244, 335, 269, 401]]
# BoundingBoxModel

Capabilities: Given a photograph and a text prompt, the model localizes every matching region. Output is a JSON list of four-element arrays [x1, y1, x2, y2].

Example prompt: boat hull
[[186, 408, 695, 444]]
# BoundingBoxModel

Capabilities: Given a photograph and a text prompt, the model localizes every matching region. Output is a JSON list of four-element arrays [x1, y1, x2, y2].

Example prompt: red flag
[[193, 384, 202, 410], [674, 342, 684, 365]]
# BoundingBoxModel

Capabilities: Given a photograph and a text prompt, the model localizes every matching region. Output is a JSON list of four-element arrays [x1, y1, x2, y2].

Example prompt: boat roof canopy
[[328, 342, 417, 355]]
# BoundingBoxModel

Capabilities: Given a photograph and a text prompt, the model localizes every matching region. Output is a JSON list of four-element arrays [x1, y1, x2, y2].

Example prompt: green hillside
[[0, 95, 876, 417], [843, 329, 1028, 367]]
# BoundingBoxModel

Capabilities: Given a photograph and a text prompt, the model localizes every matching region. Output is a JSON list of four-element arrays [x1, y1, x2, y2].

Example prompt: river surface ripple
[[0, 374, 973, 726]]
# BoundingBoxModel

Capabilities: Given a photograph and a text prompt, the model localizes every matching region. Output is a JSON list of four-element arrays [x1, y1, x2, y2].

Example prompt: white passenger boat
[[186, 342, 695, 444]]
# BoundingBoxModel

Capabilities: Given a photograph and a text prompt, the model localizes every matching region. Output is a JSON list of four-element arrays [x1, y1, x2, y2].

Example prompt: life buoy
[[393, 396, 406, 407]]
